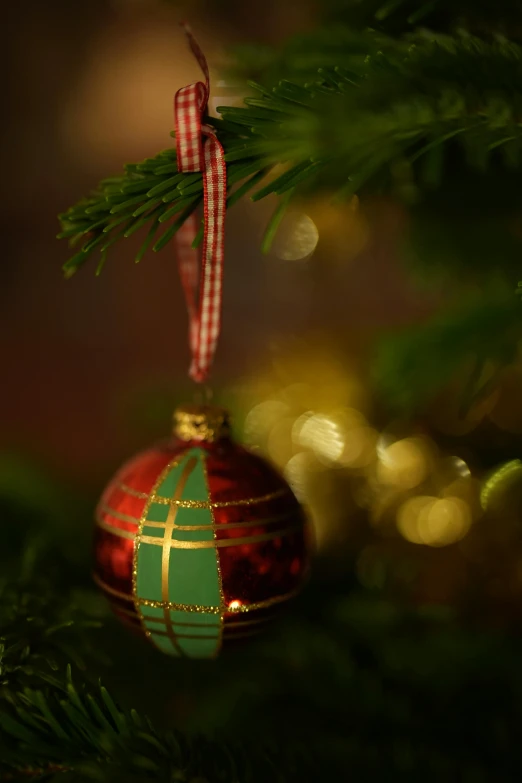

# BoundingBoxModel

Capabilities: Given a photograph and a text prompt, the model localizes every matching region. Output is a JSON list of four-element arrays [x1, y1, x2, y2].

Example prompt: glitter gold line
[[111, 604, 140, 618], [131, 454, 185, 645], [160, 456, 198, 656], [96, 518, 135, 539], [94, 573, 299, 614], [120, 482, 288, 508], [202, 452, 224, 657], [230, 588, 301, 613], [142, 588, 300, 614], [99, 522, 302, 549], [109, 600, 219, 627], [97, 520, 301, 548], [140, 597, 221, 614], [148, 629, 220, 641], [99, 508, 294, 532], [99, 504, 140, 525]]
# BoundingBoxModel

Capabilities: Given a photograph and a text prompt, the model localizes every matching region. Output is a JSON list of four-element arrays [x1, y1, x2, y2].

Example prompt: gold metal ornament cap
[[173, 404, 231, 443]]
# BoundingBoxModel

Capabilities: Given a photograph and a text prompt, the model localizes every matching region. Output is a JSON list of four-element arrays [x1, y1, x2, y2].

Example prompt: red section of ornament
[[93, 434, 310, 647], [204, 439, 308, 607]]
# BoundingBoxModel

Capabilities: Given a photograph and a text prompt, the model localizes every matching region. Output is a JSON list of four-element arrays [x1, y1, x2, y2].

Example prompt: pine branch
[[0, 550, 103, 696], [58, 35, 522, 275], [0, 664, 314, 781]]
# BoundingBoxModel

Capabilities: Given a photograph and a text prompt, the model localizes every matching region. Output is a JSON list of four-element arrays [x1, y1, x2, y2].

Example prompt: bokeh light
[[397, 495, 472, 547], [244, 400, 290, 447], [272, 212, 320, 261], [481, 460, 522, 511], [397, 496, 437, 544], [237, 342, 494, 564], [297, 413, 346, 464], [284, 452, 326, 503], [376, 437, 432, 490]]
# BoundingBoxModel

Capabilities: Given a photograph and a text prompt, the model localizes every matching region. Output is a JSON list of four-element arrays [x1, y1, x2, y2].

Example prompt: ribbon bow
[[174, 24, 226, 384]]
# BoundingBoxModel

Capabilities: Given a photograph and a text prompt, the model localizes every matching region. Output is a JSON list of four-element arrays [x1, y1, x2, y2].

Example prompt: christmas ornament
[[92, 26, 309, 657], [94, 405, 309, 657]]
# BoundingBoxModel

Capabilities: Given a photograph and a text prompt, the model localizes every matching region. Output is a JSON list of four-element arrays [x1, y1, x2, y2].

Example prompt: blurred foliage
[[3, 452, 522, 778], [324, 0, 522, 37], [374, 287, 522, 412]]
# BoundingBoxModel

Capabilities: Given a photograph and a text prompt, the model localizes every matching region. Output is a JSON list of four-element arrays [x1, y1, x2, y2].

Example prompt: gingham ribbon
[[174, 25, 226, 383]]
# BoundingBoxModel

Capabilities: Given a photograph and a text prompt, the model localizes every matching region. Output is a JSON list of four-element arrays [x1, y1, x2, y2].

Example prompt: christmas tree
[[4, 0, 522, 779]]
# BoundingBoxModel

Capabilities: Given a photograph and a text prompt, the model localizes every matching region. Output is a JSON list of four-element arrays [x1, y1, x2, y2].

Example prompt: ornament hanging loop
[[174, 24, 227, 385]]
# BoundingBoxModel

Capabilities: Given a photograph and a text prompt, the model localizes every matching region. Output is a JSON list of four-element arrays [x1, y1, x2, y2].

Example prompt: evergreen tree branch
[[0, 663, 314, 781], [59, 35, 522, 275]]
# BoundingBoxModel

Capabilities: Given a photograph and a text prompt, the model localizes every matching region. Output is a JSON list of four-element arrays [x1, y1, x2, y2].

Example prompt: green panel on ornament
[[136, 543, 163, 603], [135, 450, 223, 657], [153, 451, 190, 497]]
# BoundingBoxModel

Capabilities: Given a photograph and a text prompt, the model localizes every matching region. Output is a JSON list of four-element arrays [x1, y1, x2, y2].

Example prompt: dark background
[[2, 0, 428, 490]]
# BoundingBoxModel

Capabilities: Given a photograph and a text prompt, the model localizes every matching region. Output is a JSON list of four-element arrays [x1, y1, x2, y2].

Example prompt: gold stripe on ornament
[[115, 613, 217, 641], [160, 455, 198, 656], [111, 604, 141, 618], [99, 505, 140, 526], [140, 628, 220, 641], [202, 452, 225, 655], [131, 455, 184, 646], [141, 523, 303, 548], [96, 517, 135, 540], [100, 505, 294, 532], [139, 597, 221, 614], [119, 482, 288, 508], [138, 587, 301, 614], [114, 602, 220, 628], [96, 519, 302, 549], [94, 572, 300, 614]]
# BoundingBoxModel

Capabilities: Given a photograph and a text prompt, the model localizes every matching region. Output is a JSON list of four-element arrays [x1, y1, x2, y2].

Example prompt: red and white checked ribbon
[[174, 24, 226, 383]]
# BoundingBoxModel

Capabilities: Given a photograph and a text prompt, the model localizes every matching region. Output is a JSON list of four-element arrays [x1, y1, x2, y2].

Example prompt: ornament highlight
[[94, 405, 310, 658]]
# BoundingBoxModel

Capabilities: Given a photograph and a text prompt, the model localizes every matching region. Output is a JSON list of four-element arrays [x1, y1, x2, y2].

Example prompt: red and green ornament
[[94, 405, 310, 658]]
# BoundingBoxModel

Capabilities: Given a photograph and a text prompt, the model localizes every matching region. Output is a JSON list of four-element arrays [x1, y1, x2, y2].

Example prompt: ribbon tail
[[176, 214, 200, 356], [188, 131, 227, 383]]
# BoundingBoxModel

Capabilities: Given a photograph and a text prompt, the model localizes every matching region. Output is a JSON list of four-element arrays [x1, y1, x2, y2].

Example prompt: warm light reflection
[[292, 411, 316, 447], [480, 460, 522, 510], [297, 413, 345, 463], [397, 496, 472, 547], [284, 452, 324, 502], [293, 409, 376, 468], [340, 426, 378, 469], [267, 418, 297, 466], [228, 600, 243, 611], [239, 345, 487, 565], [448, 457, 471, 478], [421, 498, 472, 546], [272, 212, 319, 261], [377, 438, 430, 489], [244, 400, 290, 446], [397, 496, 436, 544]]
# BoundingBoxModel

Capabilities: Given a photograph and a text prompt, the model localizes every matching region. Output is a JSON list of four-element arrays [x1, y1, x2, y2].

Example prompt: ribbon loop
[[174, 25, 226, 384]]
